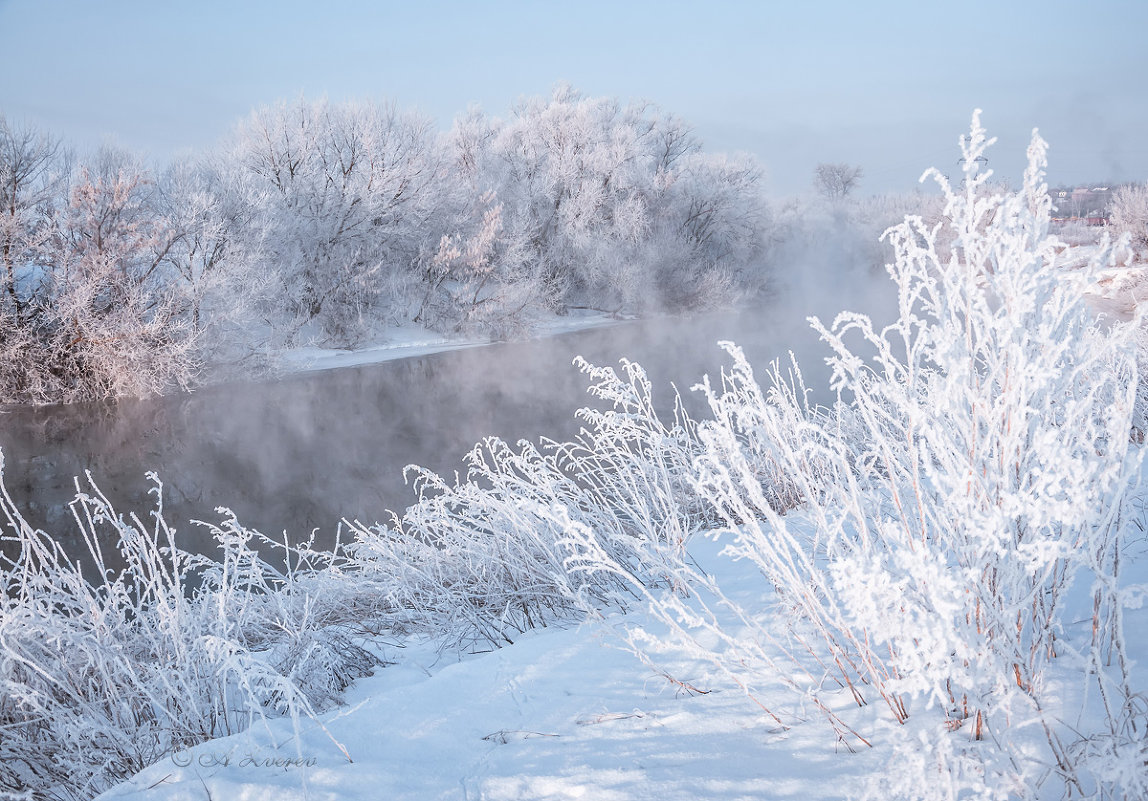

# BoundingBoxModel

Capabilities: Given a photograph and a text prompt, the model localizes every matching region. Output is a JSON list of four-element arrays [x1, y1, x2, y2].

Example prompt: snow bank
[[278, 309, 627, 374], [98, 537, 885, 801]]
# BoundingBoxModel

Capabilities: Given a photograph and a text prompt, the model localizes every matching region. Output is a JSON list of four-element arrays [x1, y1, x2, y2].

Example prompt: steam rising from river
[[0, 229, 895, 560]]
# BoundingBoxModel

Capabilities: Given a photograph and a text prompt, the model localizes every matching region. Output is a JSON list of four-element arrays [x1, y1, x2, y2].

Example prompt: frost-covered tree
[[453, 86, 769, 315], [489, 86, 670, 310], [43, 147, 197, 399], [231, 98, 450, 345], [155, 157, 272, 368], [0, 146, 198, 403], [0, 115, 64, 318], [1110, 182, 1148, 255], [656, 151, 767, 307]]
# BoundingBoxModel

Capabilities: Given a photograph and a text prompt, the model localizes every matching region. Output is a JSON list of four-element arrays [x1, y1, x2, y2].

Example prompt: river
[[0, 288, 889, 564]]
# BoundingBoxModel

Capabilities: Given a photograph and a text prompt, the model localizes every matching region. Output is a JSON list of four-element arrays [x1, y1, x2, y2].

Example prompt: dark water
[[0, 300, 881, 562]]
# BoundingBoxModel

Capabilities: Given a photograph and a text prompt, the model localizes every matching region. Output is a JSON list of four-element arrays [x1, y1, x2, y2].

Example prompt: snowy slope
[[92, 520, 1148, 801], [97, 537, 887, 801]]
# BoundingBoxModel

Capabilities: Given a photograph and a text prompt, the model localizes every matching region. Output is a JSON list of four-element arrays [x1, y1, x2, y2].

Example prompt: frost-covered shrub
[[345, 355, 706, 649], [566, 113, 1147, 797]]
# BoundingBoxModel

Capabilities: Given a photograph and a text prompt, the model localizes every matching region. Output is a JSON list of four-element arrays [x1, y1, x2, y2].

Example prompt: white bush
[[565, 112, 1147, 797]]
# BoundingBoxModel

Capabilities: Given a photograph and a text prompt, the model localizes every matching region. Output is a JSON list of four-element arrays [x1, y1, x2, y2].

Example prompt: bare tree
[[814, 161, 863, 200]]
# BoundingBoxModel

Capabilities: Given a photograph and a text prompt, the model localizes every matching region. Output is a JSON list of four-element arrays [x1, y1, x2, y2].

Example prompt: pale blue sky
[[1, 0, 1145, 195]]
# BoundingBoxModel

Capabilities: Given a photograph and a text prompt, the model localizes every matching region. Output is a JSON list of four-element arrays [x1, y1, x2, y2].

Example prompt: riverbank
[[94, 536, 885, 801], [276, 308, 631, 375], [92, 512, 1148, 801]]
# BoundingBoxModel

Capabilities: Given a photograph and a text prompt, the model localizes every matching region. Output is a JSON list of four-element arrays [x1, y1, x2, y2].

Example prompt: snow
[[96, 537, 883, 801], [86, 119, 1148, 801], [93, 524, 1148, 801], [278, 309, 629, 374]]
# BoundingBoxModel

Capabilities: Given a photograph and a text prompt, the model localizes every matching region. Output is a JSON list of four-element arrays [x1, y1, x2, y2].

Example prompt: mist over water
[[0, 246, 895, 563]]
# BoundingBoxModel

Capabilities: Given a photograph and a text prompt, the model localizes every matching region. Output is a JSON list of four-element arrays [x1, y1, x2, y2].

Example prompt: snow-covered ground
[[278, 309, 628, 374], [96, 537, 888, 801], [95, 528, 1148, 801]]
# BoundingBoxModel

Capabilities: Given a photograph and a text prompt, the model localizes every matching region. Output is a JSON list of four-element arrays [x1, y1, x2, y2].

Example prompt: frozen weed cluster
[[342, 354, 706, 650], [0, 468, 369, 799]]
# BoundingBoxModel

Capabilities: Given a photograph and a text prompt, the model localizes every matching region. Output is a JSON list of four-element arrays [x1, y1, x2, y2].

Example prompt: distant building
[[1049, 184, 1112, 225]]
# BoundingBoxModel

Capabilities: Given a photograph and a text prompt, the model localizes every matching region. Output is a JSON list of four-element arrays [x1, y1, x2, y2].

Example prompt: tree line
[[0, 87, 770, 405]]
